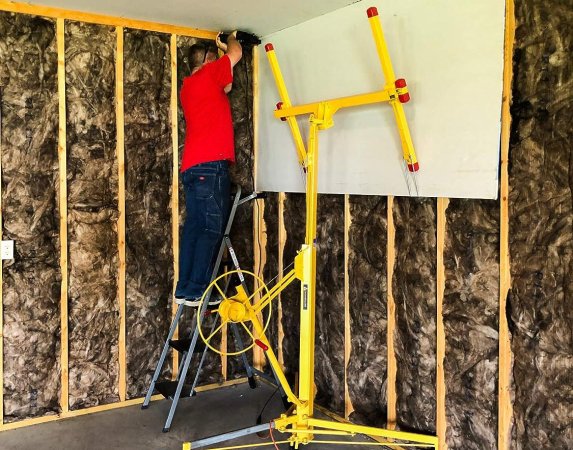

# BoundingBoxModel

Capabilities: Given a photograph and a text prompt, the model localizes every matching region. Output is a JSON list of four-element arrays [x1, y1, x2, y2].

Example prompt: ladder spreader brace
[[142, 186, 288, 433], [182, 6, 436, 450]]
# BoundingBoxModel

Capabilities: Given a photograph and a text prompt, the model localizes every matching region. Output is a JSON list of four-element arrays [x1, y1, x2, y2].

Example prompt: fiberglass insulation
[[314, 194, 345, 416], [347, 195, 387, 427], [0, 12, 60, 422], [65, 21, 119, 409], [124, 28, 173, 398], [393, 197, 436, 435], [444, 199, 499, 449], [262, 193, 280, 367], [508, 0, 573, 447]]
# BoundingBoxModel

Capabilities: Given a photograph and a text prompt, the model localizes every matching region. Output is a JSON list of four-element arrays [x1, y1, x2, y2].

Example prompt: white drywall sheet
[[257, 0, 506, 199]]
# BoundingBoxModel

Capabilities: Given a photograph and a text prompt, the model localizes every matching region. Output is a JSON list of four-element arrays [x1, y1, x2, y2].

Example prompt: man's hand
[[225, 31, 242, 68], [216, 32, 228, 52]]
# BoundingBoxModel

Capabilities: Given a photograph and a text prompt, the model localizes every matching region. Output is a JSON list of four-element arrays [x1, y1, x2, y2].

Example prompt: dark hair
[[188, 42, 218, 72]]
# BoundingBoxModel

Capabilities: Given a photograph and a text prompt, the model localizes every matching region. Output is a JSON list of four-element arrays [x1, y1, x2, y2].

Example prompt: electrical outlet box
[[1, 240, 14, 260]]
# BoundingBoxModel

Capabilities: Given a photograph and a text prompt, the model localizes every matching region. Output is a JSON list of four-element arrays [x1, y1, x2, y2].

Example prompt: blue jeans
[[175, 161, 230, 299]]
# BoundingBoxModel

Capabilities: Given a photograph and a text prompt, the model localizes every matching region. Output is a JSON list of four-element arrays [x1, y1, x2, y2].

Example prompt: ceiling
[[27, 0, 361, 37]]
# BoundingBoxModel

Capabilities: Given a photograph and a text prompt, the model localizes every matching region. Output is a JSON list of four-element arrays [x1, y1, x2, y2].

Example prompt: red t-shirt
[[180, 54, 235, 172]]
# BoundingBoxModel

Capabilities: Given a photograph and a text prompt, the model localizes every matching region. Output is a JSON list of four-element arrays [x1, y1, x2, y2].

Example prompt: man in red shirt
[[175, 33, 242, 306]]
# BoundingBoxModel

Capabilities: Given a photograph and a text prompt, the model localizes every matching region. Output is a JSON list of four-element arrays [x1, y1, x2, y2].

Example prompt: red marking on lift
[[408, 162, 420, 172], [367, 7, 379, 18], [255, 339, 269, 351], [265, 43, 274, 52], [395, 78, 410, 103], [276, 102, 287, 121], [399, 93, 410, 103]]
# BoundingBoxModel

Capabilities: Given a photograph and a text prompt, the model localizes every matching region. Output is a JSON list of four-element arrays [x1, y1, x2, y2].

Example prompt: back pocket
[[194, 173, 216, 199]]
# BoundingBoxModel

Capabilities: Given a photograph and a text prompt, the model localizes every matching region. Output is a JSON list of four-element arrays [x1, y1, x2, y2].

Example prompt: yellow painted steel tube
[[264, 44, 307, 167], [367, 7, 396, 85], [249, 313, 302, 406], [308, 418, 439, 447]]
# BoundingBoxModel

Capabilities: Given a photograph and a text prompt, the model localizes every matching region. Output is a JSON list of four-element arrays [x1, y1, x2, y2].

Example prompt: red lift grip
[[367, 6, 379, 17], [255, 339, 269, 351], [395, 78, 410, 103], [276, 102, 287, 121]]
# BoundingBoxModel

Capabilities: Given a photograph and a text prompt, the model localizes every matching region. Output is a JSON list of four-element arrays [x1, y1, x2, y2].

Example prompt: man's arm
[[216, 32, 243, 93]]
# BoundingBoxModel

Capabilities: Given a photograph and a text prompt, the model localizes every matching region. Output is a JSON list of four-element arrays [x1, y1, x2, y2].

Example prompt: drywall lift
[[183, 6, 436, 449]]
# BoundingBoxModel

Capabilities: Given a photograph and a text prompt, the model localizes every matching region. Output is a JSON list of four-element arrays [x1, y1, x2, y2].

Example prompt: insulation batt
[[347, 195, 387, 427], [281, 193, 305, 382], [124, 29, 173, 398], [393, 198, 436, 435], [262, 193, 280, 369], [509, 0, 573, 448], [0, 12, 60, 421], [65, 21, 119, 409], [444, 199, 499, 449], [314, 194, 345, 416]]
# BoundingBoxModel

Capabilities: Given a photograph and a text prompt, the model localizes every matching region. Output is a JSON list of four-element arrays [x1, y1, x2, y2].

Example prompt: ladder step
[[169, 338, 206, 354], [155, 381, 195, 400]]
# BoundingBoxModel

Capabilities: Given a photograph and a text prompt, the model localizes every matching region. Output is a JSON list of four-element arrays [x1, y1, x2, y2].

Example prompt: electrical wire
[[269, 421, 281, 450], [256, 386, 280, 439]]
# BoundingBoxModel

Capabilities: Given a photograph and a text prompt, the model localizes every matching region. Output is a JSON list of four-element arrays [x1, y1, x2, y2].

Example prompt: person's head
[[189, 42, 218, 74]]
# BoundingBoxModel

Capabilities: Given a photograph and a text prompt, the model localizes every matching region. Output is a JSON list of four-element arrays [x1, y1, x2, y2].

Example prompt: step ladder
[[142, 186, 287, 432]]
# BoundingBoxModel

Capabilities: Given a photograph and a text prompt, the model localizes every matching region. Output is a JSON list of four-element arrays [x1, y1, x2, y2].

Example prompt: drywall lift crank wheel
[[196, 270, 272, 357]]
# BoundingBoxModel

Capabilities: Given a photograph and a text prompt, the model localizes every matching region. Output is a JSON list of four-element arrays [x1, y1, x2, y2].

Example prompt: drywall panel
[[258, 0, 505, 199], [27, 0, 358, 38]]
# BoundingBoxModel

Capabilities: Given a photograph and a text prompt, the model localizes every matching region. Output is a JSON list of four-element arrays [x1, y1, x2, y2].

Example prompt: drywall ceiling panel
[[257, 0, 505, 199], [23, 0, 359, 36]]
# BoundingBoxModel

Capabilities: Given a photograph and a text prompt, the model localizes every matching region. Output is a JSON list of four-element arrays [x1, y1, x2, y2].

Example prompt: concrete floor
[[0, 382, 386, 450]]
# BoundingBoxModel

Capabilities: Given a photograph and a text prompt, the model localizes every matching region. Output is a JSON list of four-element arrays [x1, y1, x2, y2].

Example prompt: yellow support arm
[[264, 44, 308, 168], [367, 6, 419, 171]]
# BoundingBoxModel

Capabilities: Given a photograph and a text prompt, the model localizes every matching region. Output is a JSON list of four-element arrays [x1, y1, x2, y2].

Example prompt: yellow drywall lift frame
[[185, 6, 435, 449]]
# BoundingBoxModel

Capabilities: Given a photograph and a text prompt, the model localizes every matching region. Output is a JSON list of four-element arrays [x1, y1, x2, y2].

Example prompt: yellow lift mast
[[184, 6, 433, 450]]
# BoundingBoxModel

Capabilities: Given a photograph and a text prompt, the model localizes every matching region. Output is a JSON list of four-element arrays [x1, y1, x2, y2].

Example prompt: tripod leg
[[230, 322, 256, 388]]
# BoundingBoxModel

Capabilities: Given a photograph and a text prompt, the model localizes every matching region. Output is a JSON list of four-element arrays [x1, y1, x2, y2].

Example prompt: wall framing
[[0, 1, 522, 446], [498, 0, 515, 448], [0, 0, 219, 430]]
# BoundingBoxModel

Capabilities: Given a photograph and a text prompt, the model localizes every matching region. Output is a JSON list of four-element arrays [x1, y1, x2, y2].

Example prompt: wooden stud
[[386, 195, 397, 429], [344, 194, 354, 419], [0, 0, 217, 39], [277, 192, 286, 369], [436, 197, 449, 449], [252, 45, 266, 371], [0, 378, 248, 432], [170, 34, 180, 377], [499, 1, 515, 449], [221, 322, 228, 380], [116, 26, 127, 403], [57, 17, 69, 414]]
